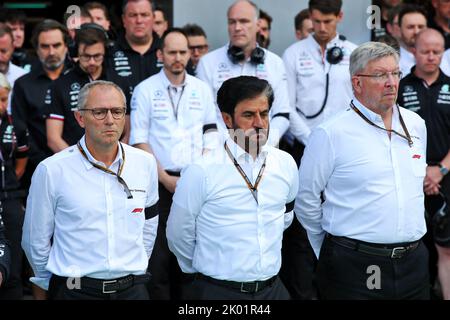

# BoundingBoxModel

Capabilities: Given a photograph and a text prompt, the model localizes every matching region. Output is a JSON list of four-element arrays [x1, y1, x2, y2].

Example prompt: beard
[[42, 55, 65, 71], [231, 125, 269, 155]]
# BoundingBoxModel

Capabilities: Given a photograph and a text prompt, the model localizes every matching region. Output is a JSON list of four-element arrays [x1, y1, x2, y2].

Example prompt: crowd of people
[[0, 0, 449, 300]]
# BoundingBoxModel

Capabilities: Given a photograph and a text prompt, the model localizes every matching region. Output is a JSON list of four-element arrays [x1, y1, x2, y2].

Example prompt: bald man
[[397, 28, 450, 300]]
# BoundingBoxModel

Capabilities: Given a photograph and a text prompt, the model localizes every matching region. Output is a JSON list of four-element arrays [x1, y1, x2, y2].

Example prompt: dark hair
[[217, 76, 274, 116], [0, 23, 13, 42], [376, 34, 400, 53], [308, 0, 342, 15], [63, 7, 92, 27], [0, 9, 26, 25], [154, 5, 167, 21], [160, 27, 188, 49], [398, 4, 426, 28], [387, 5, 402, 26], [31, 19, 70, 49], [122, 0, 154, 15], [83, 1, 110, 21], [75, 24, 108, 48], [295, 9, 310, 31], [182, 23, 207, 38], [259, 9, 272, 30]]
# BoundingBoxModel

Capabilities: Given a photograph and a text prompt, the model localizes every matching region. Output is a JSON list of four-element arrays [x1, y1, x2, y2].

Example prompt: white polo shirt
[[22, 136, 159, 290], [167, 138, 299, 282], [130, 70, 219, 172], [283, 34, 357, 132], [196, 44, 300, 145]]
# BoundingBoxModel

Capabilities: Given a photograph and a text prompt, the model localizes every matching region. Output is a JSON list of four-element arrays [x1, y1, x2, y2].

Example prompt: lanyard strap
[[224, 143, 266, 204], [350, 100, 413, 147], [77, 141, 133, 199], [167, 85, 186, 120]]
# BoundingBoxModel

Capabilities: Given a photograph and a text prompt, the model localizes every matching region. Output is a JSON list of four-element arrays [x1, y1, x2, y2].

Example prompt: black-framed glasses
[[189, 44, 208, 52], [357, 71, 403, 82], [79, 53, 104, 62], [79, 107, 126, 120]]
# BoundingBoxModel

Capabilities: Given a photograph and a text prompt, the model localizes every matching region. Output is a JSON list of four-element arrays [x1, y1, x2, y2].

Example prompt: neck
[[89, 67, 103, 81], [126, 34, 153, 55], [164, 69, 186, 86], [314, 33, 336, 53], [434, 15, 450, 33], [414, 68, 440, 86], [85, 138, 119, 167], [400, 42, 414, 54], [45, 64, 64, 80], [242, 43, 257, 60], [232, 136, 261, 161]]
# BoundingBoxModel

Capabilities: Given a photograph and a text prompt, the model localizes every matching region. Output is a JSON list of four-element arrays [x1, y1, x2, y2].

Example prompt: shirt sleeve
[[47, 82, 64, 121], [201, 84, 220, 150], [166, 164, 206, 274], [11, 80, 29, 148], [284, 155, 299, 230], [143, 155, 159, 258], [129, 83, 151, 146], [282, 48, 311, 145], [294, 127, 335, 258], [21, 163, 55, 290]]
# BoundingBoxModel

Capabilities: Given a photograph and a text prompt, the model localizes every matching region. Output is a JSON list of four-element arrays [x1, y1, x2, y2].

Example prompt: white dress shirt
[[399, 46, 416, 77], [295, 98, 427, 258], [167, 138, 299, 282], [130, 69, 219, 171], [22, 136, 159, 290], [282, 34, 357, 134], [196, 44, 301, 146]]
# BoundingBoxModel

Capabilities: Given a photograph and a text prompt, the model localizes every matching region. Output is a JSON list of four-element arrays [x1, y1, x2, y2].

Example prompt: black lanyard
[[77, 141, 133, 199], [350, 100, 413, 147], [224, 143, 266, 204], [167, 85, 186, 120]]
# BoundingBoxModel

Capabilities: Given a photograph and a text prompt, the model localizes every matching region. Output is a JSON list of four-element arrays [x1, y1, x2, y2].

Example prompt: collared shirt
[[5, 62, 27, 115], [130, 69, 219, 171], [46, 64, 132, 147], [196, 44, 293, 146], [22, 136, 159, 290], [11, 62, 70, 164], [399, 47, 415, 77], [167, 138, 299, 282], [295, 98, 427, 258], [398, 68, 450, 163], [282, 34, 357, 134], [106, 32, 162, 95]]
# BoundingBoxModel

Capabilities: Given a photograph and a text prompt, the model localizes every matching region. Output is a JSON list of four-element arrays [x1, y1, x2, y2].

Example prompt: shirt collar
[[225, 137, 269, 164], [310, 33, 342, 50], [79, 135, 122, 170], [159, 69, 187, 89], [351, 97, 391, 124]]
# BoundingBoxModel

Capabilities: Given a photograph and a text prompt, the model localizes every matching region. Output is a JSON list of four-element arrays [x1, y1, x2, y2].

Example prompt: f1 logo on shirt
[[412, 154, 421, 159], [131, 208, 143, 215]]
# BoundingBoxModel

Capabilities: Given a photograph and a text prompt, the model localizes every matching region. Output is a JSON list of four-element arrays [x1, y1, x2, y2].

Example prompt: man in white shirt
[[167, 76, 299, 300], [130, 28, 218, 300], [398, 4, 427, 77], [296, 42, 429, 299], [281, 0, 356, 300], [22, 81, 159, 300], [196, 0, 304, 147]]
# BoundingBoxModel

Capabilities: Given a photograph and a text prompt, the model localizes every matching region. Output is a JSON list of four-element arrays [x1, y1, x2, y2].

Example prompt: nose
[[104, 109, 115, 124], [253, 113, 264, 128]]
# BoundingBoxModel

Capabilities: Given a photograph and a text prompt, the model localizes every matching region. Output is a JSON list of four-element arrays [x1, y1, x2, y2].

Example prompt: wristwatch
[[439, 163, 449, 176]]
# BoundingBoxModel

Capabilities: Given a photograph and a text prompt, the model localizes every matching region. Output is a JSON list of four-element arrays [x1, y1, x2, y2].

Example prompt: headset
[[68, 23, 111, 60], [227, 45, 266, 65], [298, 35, 346, 119]]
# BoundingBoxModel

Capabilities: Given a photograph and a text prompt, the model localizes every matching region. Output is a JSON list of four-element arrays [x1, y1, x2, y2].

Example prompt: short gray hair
[[350, 42, 399, 76], [227, 0, 259, 21], [77, 80, 126, 110]]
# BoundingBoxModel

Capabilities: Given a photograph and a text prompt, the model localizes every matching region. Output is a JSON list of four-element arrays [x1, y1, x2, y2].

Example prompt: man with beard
[[46, 24, 131, 153], [167, 76, 299, 300], [130, 28, 218, 300], [12, 20, 70, 191], [398, 4, 427, 76]]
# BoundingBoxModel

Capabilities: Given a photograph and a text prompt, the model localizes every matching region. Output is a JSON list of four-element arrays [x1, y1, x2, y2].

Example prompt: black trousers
[[0, 198, 24, 300], [280, 218, 317, 300], [147, 182, 183, 300], [48, 275, 150, 300], [317, 235, 430, 300], [185, 275, 290, 300]]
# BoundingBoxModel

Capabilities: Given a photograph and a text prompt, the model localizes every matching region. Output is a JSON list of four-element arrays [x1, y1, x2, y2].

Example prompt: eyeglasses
[[79, 107, 126, 120], [189, 45, 208, 52], [357, 71, 403, 82], [79, 53, 104, 62]]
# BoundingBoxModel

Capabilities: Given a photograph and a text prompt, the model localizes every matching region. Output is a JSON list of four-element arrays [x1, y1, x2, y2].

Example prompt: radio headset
[[68, 23, 112, 60], [298, 34, 346, 119], [227, 45, 266, 65]]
